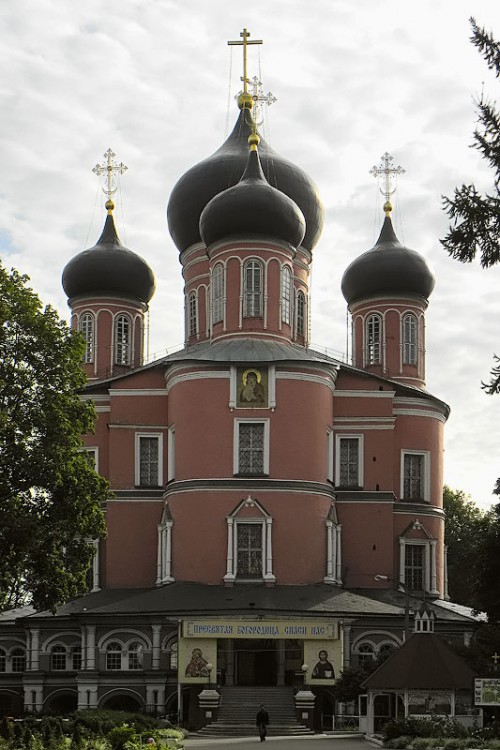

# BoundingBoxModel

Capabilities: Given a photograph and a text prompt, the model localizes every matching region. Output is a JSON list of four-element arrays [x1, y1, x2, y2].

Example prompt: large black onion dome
[[62, 212, 156, 304], [200, 147, 306, 248], [341, 215, 435, 305], [167, 109, 324, 253]]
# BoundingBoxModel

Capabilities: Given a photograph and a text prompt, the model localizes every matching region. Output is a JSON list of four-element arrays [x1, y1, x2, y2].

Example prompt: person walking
[[256, 704, 269, 742]]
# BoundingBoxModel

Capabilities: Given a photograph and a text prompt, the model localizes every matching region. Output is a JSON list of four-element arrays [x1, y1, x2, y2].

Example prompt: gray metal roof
[[162, 338, 339, 365], [23, 583, 402, 620]]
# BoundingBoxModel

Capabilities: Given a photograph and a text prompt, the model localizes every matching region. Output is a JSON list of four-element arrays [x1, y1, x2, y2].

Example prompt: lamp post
[[375, 575, 411, 640], [206, 662, 213, 690]]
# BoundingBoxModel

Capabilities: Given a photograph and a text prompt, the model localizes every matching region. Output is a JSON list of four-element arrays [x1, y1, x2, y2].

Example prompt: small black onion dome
[[167, 108, 324, 253], [341, 215, 435, 305], [62, 211, 156, 303], [200, 146, 306, 248]]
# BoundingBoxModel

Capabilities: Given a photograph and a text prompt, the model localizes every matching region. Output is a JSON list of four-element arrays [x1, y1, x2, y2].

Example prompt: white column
[[342, 623, 351, 668], [224, 517, 235, 583], [156, 525, 164, 584], [86, 625, 96, 670], [430, 539, 439, 595], [399, 538, 406, 586], [29, 629, 39, 671], [324, 521, 334, 584], [152, 625, 161, 671], [335, 525, 342, 584], [264, 517, 276, 583]]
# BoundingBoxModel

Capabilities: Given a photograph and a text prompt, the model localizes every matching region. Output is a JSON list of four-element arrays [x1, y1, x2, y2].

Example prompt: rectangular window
[[135, 434, 163, 487], [244, 261, 263, 317], [237, 523, 263, 577], [402, 451, 429, 502], [234, 419, 269, 475], [336, 435, 363, 488], [405, 544, 425, 590], [83, 447, 98, 471]]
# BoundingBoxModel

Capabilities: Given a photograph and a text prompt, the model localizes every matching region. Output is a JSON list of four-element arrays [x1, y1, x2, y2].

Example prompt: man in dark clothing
[[256, 704, 269, 741]]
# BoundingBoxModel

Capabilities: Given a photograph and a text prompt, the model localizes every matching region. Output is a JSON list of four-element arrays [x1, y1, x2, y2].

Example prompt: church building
[[0, 30, 478, 733]]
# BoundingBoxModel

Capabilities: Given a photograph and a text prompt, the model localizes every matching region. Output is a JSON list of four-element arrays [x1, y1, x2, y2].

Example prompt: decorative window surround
[[281, 265, 292, 325], [167, 426, 175, 482], [402, 313, 418, 365], [115, 314, 131, 366], [324, 504, 342, 585], [366, 314, 382, 365], [212, 263, 224, 325], [80, 312, 95, 364], [399, 528, 439, 596], [224, 496, 275, 585], [157, 505, 174, 585]]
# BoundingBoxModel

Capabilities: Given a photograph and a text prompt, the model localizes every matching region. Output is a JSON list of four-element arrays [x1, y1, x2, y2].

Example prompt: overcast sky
[[1, 0, 500, 509]]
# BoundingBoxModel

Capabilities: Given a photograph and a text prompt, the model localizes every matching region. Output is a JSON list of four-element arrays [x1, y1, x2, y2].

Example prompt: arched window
[[128, 642, 143, 670], [403, 313, 418, 365], [378, 643, 396, 660], [11, 648, 26, 673], [188, 291, 198, 336], [115, 315, 131, 366], [243, 260, 263, 317], [0, 649, 6, 673], [71, 645, 82, 671], [296, 291, 305, 337], [106, 642, 122, 671], [357, 643, 375, 665], [366, 314, 381, 364], [212, 264, 224, 324], [281, 266, 292, 325], [79, 312, 94, 363], [50, 645, 67, 671]]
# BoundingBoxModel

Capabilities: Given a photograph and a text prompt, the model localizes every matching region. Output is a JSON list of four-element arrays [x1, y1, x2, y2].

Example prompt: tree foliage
[[443, 486, 490, 610], [441, 18, 500, 481], [441, 18, 500, 269], [0, 263, 107, 612]]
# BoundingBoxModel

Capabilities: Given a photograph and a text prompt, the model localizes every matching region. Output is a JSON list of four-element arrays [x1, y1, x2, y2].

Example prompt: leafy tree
[[441, 17, 500, 487], [443, 486, 490, 609], [475, 503, 500, 623], [0, 263, 107, 612]]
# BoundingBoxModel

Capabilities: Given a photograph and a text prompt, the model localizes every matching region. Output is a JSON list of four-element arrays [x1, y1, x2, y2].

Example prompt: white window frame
[[365, 314, 382, 365], [296, 290, 306, 337], [79, 312, 95, 364], [135, 433, 163, 487], [224, 497, 275, 585], [399, 537, 439, 595], [167, 426, 175, 483], [400, 450, 430, 503], [233, 419, 270, 476], [403, 313, 418, 365], [50, 644, 67, 671], [327, 429, 334, 483], [188, 290, 198, 337], [212, 263, 224, 325], [243, 259, 263, 317], [115, 314, 131, 366], [83, 447, 99, 472], [335, 434, 364, 488], [281, 265, 292, 325]]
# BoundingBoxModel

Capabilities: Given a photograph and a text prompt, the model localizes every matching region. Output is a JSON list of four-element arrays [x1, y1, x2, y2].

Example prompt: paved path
[[184, 735, 379, 750]]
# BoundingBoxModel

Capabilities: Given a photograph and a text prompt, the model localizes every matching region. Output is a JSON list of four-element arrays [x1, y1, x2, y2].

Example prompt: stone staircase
[[195, 685, 313, 737]]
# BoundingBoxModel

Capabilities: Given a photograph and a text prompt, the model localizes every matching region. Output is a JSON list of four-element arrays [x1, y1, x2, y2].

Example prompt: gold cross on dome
[[92, 148, 128, 198], [228, 28, 263, 100], [370, 152, 405, 203]]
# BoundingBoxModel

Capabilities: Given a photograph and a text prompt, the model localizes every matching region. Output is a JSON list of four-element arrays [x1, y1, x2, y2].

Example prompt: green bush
[[106, 727, 136, 750], [383, 716, 469, 742]]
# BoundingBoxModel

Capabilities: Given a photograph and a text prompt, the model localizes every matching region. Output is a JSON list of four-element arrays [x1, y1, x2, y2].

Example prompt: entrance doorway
[[235, 639, 277, 685]]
